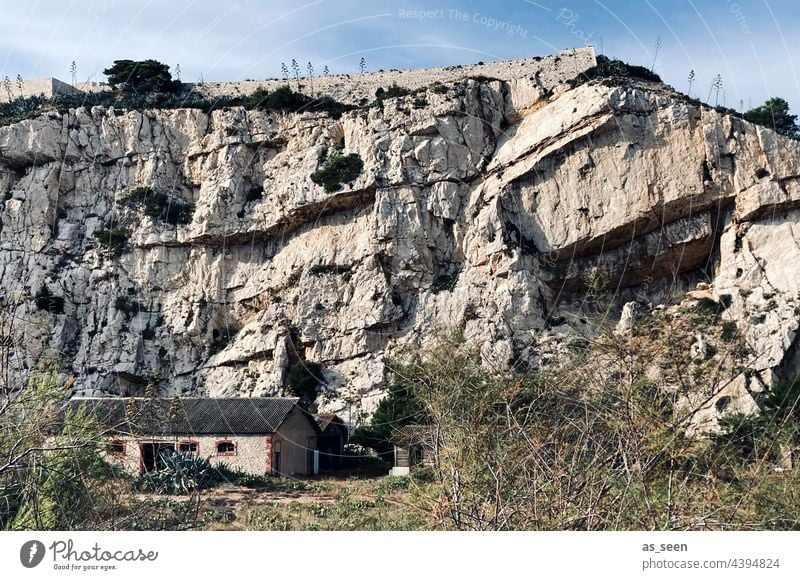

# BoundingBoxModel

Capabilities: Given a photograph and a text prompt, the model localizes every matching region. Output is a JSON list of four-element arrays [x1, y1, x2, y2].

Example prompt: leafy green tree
[[103, 59, 181, 94], [287, 361, 325, 405], [745, 97, 799, 138], [0, 370, 120, 530], [354, 360, 428, 458]]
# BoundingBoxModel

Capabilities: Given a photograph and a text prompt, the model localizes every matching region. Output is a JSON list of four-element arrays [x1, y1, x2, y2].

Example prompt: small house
[[314, 413, 349, 470], [65, 397, 320, 477], [390, 425, 436, 476]]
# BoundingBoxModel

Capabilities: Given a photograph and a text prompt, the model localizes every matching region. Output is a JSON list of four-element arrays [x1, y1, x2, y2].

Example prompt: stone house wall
[[102, 407, 318, 476], [103, 434, 271, 475]]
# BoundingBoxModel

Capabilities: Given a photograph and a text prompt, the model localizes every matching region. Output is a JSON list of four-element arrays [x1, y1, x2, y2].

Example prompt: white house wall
[[104, 434, 270, 476], [103, 420, 318, 477]]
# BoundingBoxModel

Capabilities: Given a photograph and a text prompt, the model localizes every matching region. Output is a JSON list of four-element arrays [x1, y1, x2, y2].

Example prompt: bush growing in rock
[[34, 286, 64, 314], [568, 55, 662, 88], [310, 152, 364, 193], [247, 85, 354, 119], [114, 296, 142, 315], [122, 187, 194, 226], [0, 94, 49, 127], [371, 84, 415, 109], [249, 85, 307, 111], [412, 95, 428, 108], [92, 228, 130, 256], [287, 361, 325, 404], [375, 84, 412, 100], [431, 272, 458, 293]]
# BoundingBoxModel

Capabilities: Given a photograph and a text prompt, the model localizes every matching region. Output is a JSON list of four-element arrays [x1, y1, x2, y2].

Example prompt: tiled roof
[[63, 397, 303, 435]]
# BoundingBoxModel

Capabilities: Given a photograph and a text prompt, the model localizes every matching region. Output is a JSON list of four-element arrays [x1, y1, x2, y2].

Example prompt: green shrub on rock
[[247, 85, 354, 119], [34, 286, 65, 314], [287, 361, 325, 404], [310, 152, 364, 193], [122, 187, 194, 226], [568, 55, 662, 88], [93, 228, 130, 256], [744, 97, 799, 139]]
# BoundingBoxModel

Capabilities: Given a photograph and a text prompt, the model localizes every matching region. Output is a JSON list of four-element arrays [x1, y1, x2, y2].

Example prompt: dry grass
[[192, 474, 434, 531]]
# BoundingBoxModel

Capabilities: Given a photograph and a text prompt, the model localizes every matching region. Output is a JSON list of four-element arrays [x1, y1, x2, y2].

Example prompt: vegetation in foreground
[[0, 370, 429, 530], [357, 289, 800, 530], [4, 295, 800, 529], [237, 475, 433, 531]]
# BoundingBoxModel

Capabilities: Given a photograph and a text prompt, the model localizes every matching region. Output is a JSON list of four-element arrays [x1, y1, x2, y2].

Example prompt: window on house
[[106, 440, 125, 456], [179, 441, 198, 453], [216, 441, 236, 455]]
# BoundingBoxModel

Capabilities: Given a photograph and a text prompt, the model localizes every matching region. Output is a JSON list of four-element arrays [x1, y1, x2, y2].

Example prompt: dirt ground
[[194, 470, 435, 531]]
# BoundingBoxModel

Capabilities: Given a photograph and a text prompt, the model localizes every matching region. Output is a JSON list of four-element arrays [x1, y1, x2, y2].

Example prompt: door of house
[[273, 440, 282, 475], [410, 444, 423, 467], [140, 443, 175, 473]]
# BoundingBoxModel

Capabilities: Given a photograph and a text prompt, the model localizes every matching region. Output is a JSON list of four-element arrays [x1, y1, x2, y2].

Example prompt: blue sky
[[0, 0, 798, 111]]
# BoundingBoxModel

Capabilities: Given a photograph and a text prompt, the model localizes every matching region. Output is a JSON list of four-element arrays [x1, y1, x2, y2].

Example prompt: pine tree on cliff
[[103, 59, 181, 95], [745, 97, 799, 139]]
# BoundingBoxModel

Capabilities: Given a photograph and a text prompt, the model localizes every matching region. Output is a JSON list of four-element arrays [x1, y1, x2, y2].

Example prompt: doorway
[[140, 442, 175, 473], [274, 441, 282, 475]]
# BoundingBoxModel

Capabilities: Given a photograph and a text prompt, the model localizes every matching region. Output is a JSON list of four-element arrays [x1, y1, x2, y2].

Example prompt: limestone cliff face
[[2, 48, 800, 425]]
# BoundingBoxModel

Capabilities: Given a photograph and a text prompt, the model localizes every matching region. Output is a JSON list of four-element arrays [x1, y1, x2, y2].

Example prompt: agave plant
[[137, 451, 213, 495]]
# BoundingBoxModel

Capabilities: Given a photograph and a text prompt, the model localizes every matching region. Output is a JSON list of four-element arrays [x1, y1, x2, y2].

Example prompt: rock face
[[2, 47, 800, 428]]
